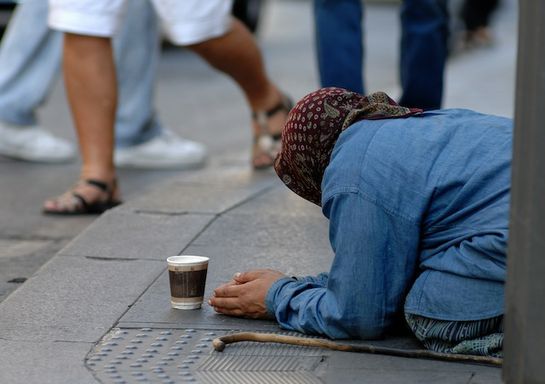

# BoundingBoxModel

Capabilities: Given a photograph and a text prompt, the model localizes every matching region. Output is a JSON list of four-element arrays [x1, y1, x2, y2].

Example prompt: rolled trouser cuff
[[48, 0, 125, 37]]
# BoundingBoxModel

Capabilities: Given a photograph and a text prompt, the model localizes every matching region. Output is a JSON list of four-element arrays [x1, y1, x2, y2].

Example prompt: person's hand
[[209, 269, 286, 319]]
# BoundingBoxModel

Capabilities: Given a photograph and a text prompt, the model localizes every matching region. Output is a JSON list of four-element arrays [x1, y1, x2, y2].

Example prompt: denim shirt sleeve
[[266, 191, 420, 339]]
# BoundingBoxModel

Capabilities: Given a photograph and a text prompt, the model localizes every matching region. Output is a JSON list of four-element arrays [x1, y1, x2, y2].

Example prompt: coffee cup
[[167, 255, 209, 310]]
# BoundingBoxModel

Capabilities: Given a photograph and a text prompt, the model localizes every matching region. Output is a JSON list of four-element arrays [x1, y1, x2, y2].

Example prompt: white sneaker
[[114, 130, 207, 169], [0, 121, 76, 163]]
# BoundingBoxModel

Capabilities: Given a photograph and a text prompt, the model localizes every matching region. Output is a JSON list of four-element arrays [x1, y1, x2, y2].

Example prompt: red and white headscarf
[[274, 87, 421, 206]]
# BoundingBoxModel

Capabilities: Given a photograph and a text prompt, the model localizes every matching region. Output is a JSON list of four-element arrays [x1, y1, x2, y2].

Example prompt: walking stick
[[212, 332, 502, 367]]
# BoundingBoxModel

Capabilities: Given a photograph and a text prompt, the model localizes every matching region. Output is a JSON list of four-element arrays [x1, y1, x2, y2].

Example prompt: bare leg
[[189, 19, 278, 111], [188, 19, 289, 168], [43, 34, 119, 213]]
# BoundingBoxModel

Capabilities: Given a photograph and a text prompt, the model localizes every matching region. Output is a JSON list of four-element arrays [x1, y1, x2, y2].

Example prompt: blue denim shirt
[[266, 109, 511, 339]]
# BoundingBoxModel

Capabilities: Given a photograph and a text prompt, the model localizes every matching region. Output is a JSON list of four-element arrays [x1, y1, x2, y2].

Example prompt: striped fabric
[[405, 313, 504, 358]]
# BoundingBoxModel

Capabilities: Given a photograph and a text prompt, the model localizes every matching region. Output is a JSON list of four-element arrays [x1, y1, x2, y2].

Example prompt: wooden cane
[[212, 332, 502, 367]]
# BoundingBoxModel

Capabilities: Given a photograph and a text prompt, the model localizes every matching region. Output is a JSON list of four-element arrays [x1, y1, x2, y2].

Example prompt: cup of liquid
[[167, 255, 209, 310]]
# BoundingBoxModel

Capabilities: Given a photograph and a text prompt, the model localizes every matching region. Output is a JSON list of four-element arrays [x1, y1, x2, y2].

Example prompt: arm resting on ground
[[266, 192, 420, 339]]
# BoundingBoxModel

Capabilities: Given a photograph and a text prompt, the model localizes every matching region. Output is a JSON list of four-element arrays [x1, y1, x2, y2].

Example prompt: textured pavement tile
[[0, 340, 96, 384], [0, 255, 164, 342], [120, 170, 277, 215], [191, 212, 331, 252], [58, 210, 212, 260]]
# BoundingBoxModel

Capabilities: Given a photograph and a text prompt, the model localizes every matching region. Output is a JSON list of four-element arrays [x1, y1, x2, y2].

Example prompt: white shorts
[[48, 0, 233, 45]]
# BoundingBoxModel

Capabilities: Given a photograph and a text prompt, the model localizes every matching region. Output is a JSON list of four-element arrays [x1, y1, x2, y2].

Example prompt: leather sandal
[[42, 178, 122, 215], [251, 94, 293, 170]]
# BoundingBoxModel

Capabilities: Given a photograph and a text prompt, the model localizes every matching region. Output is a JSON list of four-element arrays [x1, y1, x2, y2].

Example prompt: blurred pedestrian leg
[[460, 0, 499, 48], [113, 0, 161, 148], [314, 0, 364, 94], [313, 0, 448, 111], [112, 0, 207, 169], [44, 0, 289, 214], [186, 17, 290, 169], [0, 0, 61, 127], [399, 0, 448, 110], [0, 0, 74, 162], [0, 0, 206, 167]]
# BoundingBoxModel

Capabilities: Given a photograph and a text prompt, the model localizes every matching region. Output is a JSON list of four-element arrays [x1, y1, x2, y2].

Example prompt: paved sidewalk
[[0, 160, 503, 383]]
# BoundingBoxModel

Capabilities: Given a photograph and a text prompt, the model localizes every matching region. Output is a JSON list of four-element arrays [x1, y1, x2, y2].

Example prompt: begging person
[[209, 87, 509, 357]]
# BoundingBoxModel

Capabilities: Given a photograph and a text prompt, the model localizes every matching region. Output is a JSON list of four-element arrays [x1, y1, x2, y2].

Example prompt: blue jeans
[[0, 0, 162, 147], [314, 0, 448, 110], [314, 0, 364, 95]]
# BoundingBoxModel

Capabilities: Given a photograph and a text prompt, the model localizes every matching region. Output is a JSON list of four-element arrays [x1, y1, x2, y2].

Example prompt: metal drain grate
[[86, 328, 327, 384]]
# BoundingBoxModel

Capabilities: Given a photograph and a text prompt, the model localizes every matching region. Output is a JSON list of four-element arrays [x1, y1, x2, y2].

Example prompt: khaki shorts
[[48, 0, 233, 45]]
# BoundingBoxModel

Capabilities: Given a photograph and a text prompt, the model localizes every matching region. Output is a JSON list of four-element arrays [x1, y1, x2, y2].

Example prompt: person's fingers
[[208, 296, 242, 310], [211, 302, 262, 319], [213, 282, 244, 298], [212, 306, 246, 317], [232, 270, 252, 283], [233, 269, 273, 283]]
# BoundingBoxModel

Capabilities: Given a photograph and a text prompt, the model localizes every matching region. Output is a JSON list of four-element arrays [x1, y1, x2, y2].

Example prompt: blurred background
[[0, 0, 517, 155]]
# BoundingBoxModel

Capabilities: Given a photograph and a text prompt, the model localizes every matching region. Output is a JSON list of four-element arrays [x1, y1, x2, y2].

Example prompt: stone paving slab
[[118, 270, 281, 332], [191, 209, 331, 253], [230, 185, 324, 219], [121, 169, 277, 215], [58, 209, 213, 261], [183, 243, 332, 281], [0, 255, 164, 342], [316, 352, 502, 384], [0, 162, 95, 239], [0, 340, 96, 384], [0, 238, 57, 302], [319, 367, 476, 384], [117, 225, 333, 329], [0, 238, 54, 260]]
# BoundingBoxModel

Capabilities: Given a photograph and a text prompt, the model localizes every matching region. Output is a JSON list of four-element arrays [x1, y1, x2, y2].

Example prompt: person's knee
[[322, 310, 388, 340]]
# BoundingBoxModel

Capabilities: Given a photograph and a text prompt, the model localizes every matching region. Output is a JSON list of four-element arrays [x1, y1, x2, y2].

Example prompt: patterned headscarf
[[274, 87, 422, 206]]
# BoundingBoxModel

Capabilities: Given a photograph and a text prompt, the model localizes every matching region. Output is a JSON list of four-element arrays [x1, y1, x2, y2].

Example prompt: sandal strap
[[71, 192, 90, 210], [43, 178, 121, 215], [251, 100, 289, 120], [252, 94, 293, 135], [83, 178, 118, 199], [70, 178, 116, 210], [85, 179, 111, 193]]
